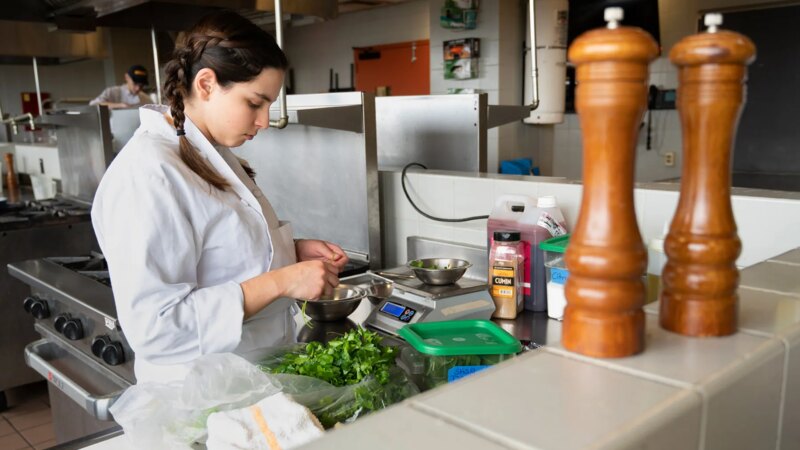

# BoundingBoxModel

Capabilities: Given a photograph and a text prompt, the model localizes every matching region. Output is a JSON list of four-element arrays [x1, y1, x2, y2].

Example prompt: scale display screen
[[380, 301, 416, 323]]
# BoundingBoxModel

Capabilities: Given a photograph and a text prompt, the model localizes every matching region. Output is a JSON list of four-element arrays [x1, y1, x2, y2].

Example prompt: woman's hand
[[295, 239, 350, 271], [276, 260, 340, 300], [240, 260, 339, 319]]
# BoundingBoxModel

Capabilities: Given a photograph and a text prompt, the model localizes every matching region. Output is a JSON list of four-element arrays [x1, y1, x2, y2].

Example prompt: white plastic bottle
[[646, 222, 669, 303]]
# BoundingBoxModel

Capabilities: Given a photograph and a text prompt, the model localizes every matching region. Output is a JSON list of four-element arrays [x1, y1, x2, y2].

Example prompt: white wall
[[278, 0, 704, 180], [12, 144, 61, 179], [285, 1, 430, 94], [0, 59, 107, 116], [428, 0, 531, 173], [380, 169, 800, 269], [549, 57, 683, 182]]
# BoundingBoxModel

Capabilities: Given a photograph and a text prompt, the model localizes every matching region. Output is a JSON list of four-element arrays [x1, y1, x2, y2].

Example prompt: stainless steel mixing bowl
[[366, 280, 394, 305], [407, 258, 472, 285], [296, 285, 367, 322]]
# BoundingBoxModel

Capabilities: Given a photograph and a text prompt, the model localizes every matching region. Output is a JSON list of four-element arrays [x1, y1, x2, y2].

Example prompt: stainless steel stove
[[0, 196, 96, 415], [8, 254, 134, 444], [0, 198, 91, 230]]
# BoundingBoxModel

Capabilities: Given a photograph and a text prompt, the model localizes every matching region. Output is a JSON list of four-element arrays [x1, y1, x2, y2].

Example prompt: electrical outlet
[[664, 151, 676, 167]]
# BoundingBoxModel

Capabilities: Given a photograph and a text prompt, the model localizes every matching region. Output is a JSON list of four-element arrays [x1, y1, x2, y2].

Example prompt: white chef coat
[[92, 104, 297, 383], [89, 84, 151, 106]]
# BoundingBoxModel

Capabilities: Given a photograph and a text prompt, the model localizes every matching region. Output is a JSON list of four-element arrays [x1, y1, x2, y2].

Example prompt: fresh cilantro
[[271, 328, 398, 387], [262, 328, 417, 428]]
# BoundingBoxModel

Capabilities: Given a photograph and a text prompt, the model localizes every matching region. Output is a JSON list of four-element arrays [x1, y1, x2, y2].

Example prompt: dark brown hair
[[163, 10, 288, 190]]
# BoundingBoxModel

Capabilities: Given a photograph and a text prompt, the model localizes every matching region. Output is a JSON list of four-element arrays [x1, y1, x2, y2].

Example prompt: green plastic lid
[[398, 320, 522, 356], [539, 234, 570, 253]]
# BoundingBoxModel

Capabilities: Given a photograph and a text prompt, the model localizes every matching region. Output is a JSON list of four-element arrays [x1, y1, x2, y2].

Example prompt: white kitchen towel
[[206, 392, 324, 450]]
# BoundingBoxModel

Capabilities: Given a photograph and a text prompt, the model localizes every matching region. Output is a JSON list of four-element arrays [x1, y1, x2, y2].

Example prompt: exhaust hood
[[0, 1, 403, 64], [0, 0, 338, 32], [0, 20, 107, 63], [0, 0, 338, 64]]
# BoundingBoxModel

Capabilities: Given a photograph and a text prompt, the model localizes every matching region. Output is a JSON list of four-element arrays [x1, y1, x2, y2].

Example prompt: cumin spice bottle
[[489, 231, 524, 319]]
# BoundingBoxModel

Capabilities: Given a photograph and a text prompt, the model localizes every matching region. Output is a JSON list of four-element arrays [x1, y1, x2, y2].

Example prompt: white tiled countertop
[[299, 247, 800, 450], [82, 249, 800, 450]]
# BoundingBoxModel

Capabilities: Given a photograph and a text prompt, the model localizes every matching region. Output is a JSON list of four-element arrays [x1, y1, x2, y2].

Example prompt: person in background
[[91, 11, 347, 384], [89, 65, 152, 108]]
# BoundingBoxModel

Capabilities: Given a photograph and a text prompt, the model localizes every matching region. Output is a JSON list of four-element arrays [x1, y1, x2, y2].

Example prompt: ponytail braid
[[163, 46, 230, 191]]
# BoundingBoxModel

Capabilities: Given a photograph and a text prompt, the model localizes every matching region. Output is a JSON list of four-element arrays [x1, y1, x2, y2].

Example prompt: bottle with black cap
[[489, 231, 524, 319]]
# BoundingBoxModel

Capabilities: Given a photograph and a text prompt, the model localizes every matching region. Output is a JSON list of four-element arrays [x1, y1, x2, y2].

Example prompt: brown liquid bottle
[[660, 14, 755, 337], [4, 153, 18, 201], [562, 7, 657, 358]]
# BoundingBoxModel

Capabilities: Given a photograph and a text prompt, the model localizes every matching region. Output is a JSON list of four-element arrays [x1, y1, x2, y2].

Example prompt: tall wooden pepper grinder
[[660, 14, 755, 336], [562, 8, 658, 358]]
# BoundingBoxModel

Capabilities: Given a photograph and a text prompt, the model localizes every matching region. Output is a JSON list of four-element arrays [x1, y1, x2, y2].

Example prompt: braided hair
[[162, 10, 288, 190]]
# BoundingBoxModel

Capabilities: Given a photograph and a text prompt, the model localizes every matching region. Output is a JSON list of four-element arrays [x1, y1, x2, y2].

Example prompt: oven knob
[[54, 314, 70, 333], [101, 342, 125, 366], [91, 335, 111, 357], [26, 298, 50, 319], [23, 296, 37, 312], [62, 319, 84, 340]]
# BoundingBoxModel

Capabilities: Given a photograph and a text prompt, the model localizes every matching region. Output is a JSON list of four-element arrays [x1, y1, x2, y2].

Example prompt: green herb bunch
[[272, 328, 398, 387]]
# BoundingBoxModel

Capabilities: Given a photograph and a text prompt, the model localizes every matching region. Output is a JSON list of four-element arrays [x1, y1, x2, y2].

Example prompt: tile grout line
[[541, 337, 790, 450], [18, 422, 51, 449], [5, 405, 52, 448], [695, 385, 709, 450], [691, 338, 787, 450], [586, 388, 705, 450], [407, 400, 531, 450], [2, 426, 34, 450], [19, 429, 36, 449], [773, 334, 793, 450], [738, 285, 800, 299], [767, 259, 800, 267], [540, 346, 696, 391], [0, 417, 14, 438], [8, 417, 37, 449]]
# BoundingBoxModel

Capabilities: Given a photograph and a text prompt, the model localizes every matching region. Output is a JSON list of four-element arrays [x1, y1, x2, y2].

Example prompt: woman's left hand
[[295, 239, 349, 270]]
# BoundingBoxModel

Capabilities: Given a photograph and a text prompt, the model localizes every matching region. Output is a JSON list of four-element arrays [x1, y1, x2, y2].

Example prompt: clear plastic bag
[[257, 346, 419, 429], [109, 353, 281, 449]]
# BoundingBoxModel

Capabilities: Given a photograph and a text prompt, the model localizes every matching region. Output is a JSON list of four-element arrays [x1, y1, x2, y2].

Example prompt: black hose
[[401, 162, 489, 223]]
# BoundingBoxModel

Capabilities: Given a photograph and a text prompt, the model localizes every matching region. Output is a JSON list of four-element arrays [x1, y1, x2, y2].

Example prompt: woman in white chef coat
[[91, 11, 348, 383]]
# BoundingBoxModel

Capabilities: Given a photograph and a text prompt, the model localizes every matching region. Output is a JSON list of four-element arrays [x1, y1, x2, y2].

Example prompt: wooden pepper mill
[[660, 14, 755, 337], [562, 8, 658, 358]]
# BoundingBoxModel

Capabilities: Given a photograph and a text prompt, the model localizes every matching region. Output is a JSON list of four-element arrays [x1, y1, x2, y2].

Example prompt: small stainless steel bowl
[[407, 258, 472, 286], [296, 285, 366, 322], [366, 280, 394, 305]]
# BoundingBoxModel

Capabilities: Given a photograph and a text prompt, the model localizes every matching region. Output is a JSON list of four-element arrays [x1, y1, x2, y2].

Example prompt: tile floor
[[0, 382, 55, 450]]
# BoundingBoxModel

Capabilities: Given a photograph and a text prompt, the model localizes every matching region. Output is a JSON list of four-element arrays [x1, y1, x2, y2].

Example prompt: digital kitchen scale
[[359, 268, 496, 337]]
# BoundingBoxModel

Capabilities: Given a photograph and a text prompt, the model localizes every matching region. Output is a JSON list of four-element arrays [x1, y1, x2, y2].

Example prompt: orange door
[[354, 40, 430, 95]]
